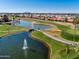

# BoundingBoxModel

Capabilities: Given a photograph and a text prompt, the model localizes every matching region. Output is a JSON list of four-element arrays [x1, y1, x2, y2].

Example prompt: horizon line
[[0, 12, 79, 14]]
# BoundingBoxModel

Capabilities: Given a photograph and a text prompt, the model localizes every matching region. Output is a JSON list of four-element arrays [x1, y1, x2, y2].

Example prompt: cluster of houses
[[0, 13, 79, 23], [28, 13, 74, 23], [48, 15, 73, 22]]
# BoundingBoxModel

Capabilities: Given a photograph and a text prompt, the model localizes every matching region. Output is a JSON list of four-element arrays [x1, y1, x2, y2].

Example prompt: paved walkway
[[42, 32, 79, 47]]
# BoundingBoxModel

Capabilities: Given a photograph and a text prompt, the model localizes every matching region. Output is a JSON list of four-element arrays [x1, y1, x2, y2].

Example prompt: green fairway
[[27, 19, 79, 42], [32, 31, 79, 59], [51, 22, 79, 42]]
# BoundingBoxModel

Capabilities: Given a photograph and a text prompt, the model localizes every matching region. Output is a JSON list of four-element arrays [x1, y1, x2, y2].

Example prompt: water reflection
[[16, 20, 51, 30], [0, 32, 48, 59]]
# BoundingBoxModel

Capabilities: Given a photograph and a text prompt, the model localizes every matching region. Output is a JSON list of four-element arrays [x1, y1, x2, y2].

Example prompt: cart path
[[42, 32, 79, 46]]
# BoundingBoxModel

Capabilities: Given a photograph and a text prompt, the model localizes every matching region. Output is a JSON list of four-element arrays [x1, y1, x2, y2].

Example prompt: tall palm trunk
[[73, 24, 76, 41]]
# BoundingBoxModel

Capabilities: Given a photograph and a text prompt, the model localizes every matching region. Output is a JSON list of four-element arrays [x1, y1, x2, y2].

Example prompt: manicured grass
[[51, 22, 79, 41], [0, 24, 28, 37], [32, 31, 79, 59], [28, 19, 79, 41]]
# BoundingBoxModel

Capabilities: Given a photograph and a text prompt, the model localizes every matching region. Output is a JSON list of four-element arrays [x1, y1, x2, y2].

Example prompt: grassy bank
[[0, 24, 29, 37], [32, 31, 79, 59]]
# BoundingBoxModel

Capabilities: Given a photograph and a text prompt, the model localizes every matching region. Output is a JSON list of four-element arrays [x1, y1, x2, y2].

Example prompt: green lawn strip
[[67, 29, 79, 35], [0, 24, 28, 37], [32, 31, 79, 59]]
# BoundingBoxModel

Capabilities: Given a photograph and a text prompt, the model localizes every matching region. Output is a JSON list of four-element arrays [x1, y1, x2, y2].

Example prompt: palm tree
[[73, 16, 79, 29], [64, 17, 68, 22], [73, 16, 79, 41]]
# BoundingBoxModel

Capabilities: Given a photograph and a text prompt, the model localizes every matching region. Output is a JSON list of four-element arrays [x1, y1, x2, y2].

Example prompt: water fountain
[[22, 39, 28, 50], [32, 22, 34, 29]]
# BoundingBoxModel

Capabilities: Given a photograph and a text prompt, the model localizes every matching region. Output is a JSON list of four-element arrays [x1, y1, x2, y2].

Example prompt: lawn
[[0, 24, 28, 37], [51, 22, 79, 41], [32, 31, 79, 59], [27, 19, 79, 42]]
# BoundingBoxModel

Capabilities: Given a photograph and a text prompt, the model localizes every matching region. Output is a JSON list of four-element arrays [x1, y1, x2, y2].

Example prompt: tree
[[64, 17, 68, 22], [73, 16, 79, 41], [73, 16, 79, 30], [2, 15, 9, 22]]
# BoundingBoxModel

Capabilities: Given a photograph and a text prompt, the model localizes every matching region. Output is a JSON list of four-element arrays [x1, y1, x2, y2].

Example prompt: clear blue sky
[[0, 0, 79, 13]]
